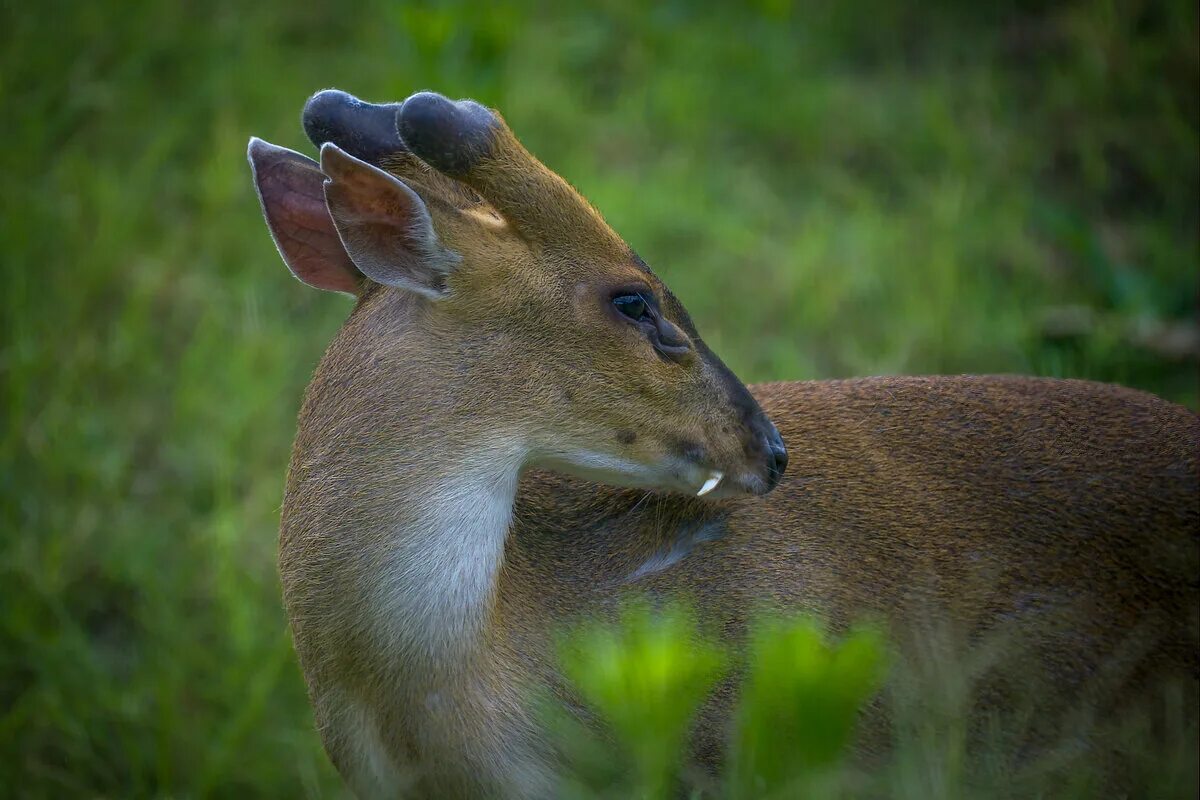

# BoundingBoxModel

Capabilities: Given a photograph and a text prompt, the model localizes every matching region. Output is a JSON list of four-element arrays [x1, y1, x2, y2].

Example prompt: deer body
[[250, 90, 1199, 799]]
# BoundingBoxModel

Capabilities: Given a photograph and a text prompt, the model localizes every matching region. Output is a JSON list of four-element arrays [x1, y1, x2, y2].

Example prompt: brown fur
[[256, 93, 1199, 799]]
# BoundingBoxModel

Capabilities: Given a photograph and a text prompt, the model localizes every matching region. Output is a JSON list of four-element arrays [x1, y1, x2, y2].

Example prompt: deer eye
[[612, 293, 650, 322]]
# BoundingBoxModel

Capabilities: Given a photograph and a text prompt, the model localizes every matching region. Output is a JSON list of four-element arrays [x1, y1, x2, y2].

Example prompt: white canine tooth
[[697, 471, 723, 497]]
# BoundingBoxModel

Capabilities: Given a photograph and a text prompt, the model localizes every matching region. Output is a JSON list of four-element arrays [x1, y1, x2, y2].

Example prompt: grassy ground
[[1, 0, 1196, 796]]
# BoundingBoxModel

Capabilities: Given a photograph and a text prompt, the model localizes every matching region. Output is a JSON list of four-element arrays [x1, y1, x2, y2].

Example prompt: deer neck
[[293, 303, 534, 676], [365, 433, 526, 670]]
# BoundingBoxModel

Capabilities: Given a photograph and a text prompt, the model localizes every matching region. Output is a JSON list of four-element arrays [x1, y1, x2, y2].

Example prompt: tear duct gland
[[249, 89, 1200, 800]]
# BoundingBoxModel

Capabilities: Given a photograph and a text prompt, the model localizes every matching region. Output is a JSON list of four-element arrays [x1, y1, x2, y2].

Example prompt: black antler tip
[[397, 92, 497, 178], [301, 89, 406, 165]]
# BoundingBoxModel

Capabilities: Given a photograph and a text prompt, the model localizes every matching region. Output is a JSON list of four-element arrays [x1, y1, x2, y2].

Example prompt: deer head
[[248, 90, 786, 498]]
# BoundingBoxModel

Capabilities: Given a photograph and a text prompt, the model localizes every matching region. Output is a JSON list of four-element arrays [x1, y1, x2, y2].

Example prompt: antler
[[396, 92, 624, 254], [302, 90, 408, 166], [301, 89, 482, 214], [301, 89, 625, 256]]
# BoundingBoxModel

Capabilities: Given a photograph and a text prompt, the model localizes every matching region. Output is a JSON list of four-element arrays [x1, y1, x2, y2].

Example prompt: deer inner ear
[[319, 143, 460, 300]]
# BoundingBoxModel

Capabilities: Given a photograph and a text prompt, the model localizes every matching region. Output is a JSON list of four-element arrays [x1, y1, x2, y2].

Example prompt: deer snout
[[740, 416, 787, 495], [689, 414, 787, 498], [694, 353, 789, 497]]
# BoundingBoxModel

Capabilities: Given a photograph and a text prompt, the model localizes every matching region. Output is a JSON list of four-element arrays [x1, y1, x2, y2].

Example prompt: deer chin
[[527, 447, 759, 499]]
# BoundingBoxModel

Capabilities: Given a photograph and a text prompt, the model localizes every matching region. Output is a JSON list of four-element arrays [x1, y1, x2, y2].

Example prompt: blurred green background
[[2, 0, 1197, 796]]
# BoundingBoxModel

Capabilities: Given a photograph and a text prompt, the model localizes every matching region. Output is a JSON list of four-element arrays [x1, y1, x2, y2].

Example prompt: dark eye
[[612, 293, 650, 321]]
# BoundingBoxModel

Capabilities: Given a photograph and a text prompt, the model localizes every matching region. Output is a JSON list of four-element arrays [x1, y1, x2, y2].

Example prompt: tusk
[[696, 471, 724, 497]]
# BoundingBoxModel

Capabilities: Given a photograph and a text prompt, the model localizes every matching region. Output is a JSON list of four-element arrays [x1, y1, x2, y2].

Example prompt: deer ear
[[319, 143, 459, 300], [247, 137, 365, 295]]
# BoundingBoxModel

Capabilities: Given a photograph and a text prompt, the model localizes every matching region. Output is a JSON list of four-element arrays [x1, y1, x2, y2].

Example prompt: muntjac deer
[[248, 89, 1198, 799]]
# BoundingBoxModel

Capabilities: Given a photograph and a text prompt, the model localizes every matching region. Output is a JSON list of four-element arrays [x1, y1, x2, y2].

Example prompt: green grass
[[1, 0, 1196, 796]]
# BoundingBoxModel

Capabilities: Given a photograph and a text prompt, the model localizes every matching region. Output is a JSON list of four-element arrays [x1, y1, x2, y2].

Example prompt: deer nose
[[764, 424, 788, 491]]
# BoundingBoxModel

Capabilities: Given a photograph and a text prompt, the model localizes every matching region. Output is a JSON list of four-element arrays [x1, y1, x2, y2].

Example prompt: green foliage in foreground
[[556, 603, 732, 799], [1, 0, 1196, 796], [728, 617, 885, 796], [554, 605, 886, 800], [554, 604, 1197, 800]]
